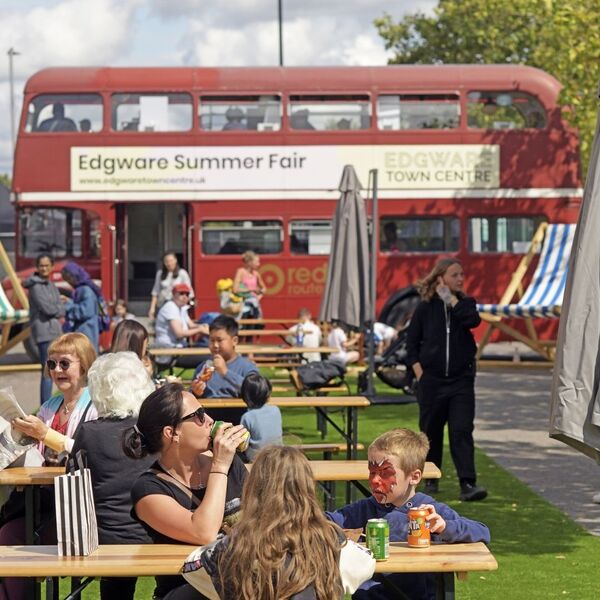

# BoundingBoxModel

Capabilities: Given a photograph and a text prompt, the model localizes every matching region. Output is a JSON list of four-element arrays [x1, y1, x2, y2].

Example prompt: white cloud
[[0, 0, 436, 173], [1, 0, 142, 81]]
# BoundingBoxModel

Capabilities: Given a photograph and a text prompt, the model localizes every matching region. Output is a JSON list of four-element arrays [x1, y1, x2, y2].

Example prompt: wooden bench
[[290, 442, 365, 460]]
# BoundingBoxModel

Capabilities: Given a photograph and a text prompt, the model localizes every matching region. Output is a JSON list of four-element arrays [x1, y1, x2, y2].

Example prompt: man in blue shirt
[[191, 315, 257, 423]]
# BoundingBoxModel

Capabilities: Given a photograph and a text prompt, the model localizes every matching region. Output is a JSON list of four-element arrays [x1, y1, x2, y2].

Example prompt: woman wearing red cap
[[154, 282, 208, 369]]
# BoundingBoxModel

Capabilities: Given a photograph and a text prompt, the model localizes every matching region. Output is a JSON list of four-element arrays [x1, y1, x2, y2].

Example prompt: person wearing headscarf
[[61, 262, 101, 351]]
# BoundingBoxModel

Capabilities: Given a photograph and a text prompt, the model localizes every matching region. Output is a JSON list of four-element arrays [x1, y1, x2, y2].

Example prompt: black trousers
[[417, 373, 477, 483]]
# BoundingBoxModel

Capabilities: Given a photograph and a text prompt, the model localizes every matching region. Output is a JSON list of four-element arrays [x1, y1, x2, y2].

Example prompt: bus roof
[[24, 65, 562, 106]]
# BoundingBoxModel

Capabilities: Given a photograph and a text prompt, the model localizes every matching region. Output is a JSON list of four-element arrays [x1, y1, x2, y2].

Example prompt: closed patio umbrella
[[549, 95, 600, 462], [319, 165, 372, 329]]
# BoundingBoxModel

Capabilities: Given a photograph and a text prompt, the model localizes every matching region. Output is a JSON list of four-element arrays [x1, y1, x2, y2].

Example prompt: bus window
[[468, 216, 545, 253], [18, 208, 101, 259], [467, 91, 547, 130], [201, 220, 282, 255], [289, 95, 370, 130], [26, 94, 102, 133], [377, 94, 459, 130], [380, 217, 459, 253], [199, 95, 281, 131], [290, 220, 332, 255], [111, 93, 192, 132]]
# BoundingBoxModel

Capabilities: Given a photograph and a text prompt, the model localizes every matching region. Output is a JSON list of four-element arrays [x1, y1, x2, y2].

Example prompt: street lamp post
[[7, 48, 20, 156], [277, 0, 283, 66]]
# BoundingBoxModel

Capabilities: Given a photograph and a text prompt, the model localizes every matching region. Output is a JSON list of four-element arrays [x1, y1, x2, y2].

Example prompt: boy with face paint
[[327, 428, 490, 600]]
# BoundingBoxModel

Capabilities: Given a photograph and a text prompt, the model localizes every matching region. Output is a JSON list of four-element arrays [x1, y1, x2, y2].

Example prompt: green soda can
[[210, 420, 250, 453], [366, 518, 389, 561]]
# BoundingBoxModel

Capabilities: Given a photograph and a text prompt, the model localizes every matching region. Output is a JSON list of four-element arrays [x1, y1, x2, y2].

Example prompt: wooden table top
[[296, 460, 441, 481], [150, 346, 337, 357], [0, 466, 64, 486], [201, 396, 370, 409], [0, 542, 496, 577], [0, 459, 440, 487], [237, 329, 293, 336], [239, 318, 300, 325]]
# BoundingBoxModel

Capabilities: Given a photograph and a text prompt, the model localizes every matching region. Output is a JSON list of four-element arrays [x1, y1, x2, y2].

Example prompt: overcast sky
[[0, 0, 436, 175]]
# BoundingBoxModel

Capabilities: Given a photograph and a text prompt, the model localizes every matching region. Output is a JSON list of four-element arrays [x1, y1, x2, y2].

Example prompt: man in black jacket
[[406, 259, 487, 501]]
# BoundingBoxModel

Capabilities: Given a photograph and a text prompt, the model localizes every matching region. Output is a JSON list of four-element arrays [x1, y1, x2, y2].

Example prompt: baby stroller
[[359, 285, 420, 395]]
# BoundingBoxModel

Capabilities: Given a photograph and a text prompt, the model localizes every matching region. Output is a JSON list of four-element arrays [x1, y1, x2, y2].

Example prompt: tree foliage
[[375, 0, 600, 173], [0, 174, 11, 189]]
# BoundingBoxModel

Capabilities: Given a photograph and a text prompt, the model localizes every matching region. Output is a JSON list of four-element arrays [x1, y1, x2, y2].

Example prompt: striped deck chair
[[0, 241, 31, 357], [476, 222, 576, 361]]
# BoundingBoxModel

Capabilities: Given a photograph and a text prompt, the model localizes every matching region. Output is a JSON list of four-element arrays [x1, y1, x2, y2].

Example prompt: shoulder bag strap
[[148, 467, 202, 508]]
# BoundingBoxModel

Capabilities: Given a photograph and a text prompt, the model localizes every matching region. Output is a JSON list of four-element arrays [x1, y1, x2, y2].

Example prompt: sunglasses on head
[[179, 406, 206, 424], [46, 358, 77, 371]]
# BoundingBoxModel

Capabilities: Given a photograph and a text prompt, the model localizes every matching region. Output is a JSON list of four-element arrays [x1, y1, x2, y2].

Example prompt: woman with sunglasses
[[0, 332, 97, 600], [123, 382, 248, 600], [12, 332, 97, 461]]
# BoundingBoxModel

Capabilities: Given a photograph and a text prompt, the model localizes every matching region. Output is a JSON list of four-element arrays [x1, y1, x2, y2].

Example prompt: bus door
[[116, 202, 188, 312]]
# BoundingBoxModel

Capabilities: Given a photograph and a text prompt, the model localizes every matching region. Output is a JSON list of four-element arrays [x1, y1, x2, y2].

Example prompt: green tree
[[0, 174, 10, 189], [375, 0, 600, 173]]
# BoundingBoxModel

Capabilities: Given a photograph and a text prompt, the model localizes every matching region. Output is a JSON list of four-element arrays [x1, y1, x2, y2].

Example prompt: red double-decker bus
[[11, 65, 581, 321]]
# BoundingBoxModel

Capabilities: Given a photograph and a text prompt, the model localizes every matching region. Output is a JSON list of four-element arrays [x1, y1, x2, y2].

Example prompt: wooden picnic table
[[149, 345, 337, 357], [0, 467, 65, 547], [202, 396, 369, 475], [0, 542, 497, 599]]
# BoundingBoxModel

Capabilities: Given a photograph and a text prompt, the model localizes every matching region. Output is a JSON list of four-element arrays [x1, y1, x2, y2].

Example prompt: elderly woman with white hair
[[71, 351, 156, 600]]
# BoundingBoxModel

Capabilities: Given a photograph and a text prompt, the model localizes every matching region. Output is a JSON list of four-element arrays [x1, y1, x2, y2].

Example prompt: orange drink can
[[407, 507, 431, 548]]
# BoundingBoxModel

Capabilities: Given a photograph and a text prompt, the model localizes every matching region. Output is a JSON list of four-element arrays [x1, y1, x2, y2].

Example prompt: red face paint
[[368, 459, 397, 503]]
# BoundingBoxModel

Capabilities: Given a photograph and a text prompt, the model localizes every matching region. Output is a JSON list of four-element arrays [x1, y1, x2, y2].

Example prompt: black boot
[[459, 482, 487, 501]]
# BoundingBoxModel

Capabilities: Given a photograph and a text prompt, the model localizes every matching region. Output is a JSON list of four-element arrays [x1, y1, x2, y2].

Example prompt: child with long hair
[[407, 258, 486, 501], [197, 445, 374, 600]]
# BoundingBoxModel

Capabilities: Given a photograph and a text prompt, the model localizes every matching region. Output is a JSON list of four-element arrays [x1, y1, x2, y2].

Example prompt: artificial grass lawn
[[48, 374, 600, 599]]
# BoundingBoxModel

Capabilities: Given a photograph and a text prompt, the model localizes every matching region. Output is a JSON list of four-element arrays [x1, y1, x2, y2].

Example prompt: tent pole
[[366, 169, 378, 399]]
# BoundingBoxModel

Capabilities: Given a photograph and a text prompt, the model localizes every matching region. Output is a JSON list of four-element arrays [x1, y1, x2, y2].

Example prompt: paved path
[[475, 367, 600, 536], [3, 346, 600, 535]]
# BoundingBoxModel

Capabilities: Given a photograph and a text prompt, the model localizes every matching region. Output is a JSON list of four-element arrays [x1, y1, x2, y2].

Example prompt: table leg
[[25, 486, 34, 545], [346, 406, 359, 503], [24, 486, 41, 600], [436, 572, 455, 600], [45, 576, 59, 600]]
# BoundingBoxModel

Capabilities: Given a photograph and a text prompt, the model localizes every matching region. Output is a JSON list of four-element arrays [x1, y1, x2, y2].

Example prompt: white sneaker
[[592, 492, 600, 504]]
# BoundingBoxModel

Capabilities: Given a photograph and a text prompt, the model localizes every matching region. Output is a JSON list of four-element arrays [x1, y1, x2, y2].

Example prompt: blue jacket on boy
[[327, 491, 490, 600]]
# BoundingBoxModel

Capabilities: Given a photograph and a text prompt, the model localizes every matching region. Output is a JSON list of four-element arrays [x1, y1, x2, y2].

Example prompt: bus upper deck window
[[467, 91, 546, 130], [377, 95, 459, 130], [26, 94, 103, 133], [111, 93, 192, 132], [199, 95, 281, 132], [288, 95, 371, 131]]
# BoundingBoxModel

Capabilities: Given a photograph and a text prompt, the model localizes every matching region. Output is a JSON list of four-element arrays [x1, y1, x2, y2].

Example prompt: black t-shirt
[[71, 416, 154, 544], [130, 454, 247, 598]]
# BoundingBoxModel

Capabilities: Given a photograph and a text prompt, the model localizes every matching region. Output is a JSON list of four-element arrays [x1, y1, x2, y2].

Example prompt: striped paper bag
[[54, 467, 98, 556]]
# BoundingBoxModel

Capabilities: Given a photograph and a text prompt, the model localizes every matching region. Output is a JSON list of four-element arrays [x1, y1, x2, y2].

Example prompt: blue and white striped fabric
[[0, 284, 29, 324], [477, 223, 576, 319]]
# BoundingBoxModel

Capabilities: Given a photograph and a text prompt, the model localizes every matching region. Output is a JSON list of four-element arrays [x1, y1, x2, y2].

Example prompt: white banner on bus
[[70, 144, 499, 192]]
